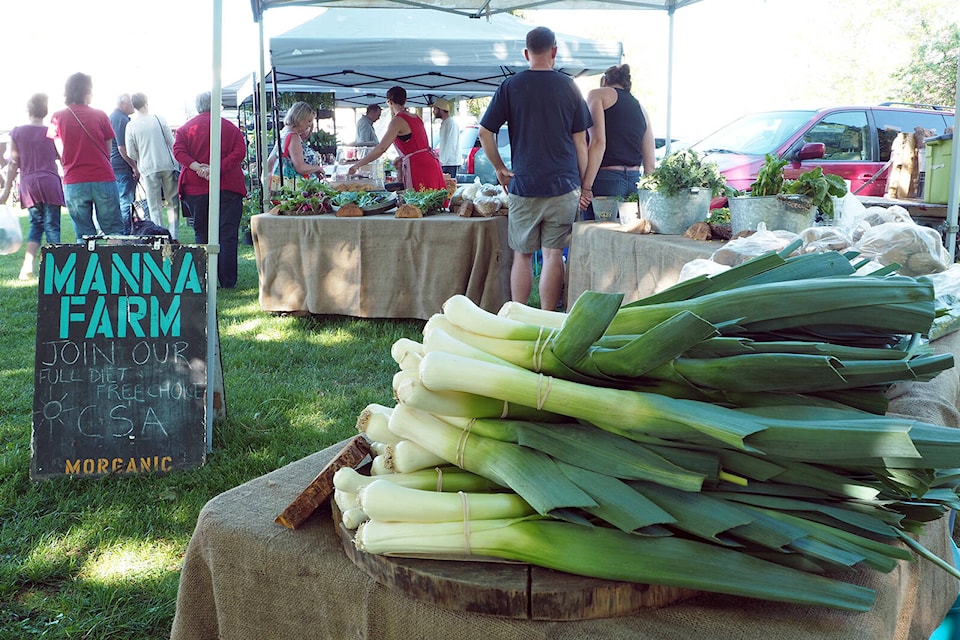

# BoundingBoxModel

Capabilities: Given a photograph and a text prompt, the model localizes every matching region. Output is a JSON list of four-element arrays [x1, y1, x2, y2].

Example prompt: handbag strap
[[68, 106, 110, 161], [156, 115, 178, 167]]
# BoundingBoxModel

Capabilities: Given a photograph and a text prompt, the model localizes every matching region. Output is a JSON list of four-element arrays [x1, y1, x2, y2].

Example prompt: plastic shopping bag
[[0, 203, 23, 255]]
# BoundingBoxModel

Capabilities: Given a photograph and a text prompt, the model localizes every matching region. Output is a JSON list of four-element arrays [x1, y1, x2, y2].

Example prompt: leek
[[384, 440, 449, 473], [357, 479, 535, 523], [354, 517, 876, 612], [388, 403, 597, 514], [333, 465, 499, 494], [356, 403, 402, 446]]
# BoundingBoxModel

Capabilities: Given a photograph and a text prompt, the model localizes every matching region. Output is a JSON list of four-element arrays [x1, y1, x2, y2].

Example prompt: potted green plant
[[728, 154, 848, 235], [636, 149, 728, 234], [307, 130, 338, 155]]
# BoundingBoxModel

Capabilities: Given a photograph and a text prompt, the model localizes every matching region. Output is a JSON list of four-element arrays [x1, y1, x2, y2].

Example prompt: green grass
[[0, 210, 423, 638]]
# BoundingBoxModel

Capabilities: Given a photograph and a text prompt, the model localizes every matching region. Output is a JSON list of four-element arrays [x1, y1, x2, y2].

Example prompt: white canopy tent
[[266, 8, 622, 98]]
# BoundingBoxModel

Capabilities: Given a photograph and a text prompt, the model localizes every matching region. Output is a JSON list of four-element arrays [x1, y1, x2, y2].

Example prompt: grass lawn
[[0, 209, 424, 638]]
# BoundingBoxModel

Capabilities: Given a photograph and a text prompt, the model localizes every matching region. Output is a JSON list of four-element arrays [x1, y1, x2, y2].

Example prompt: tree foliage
[[893, 20, 959, 107]]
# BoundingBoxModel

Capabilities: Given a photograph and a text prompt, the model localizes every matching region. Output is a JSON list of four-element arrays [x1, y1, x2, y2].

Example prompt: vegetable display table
[[566, 221, 721, 305], [250, 213, 510, 320], [170, 330, 960, 640]]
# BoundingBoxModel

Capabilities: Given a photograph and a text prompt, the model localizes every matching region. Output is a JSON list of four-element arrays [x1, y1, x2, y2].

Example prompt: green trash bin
[[924, 133, 954, 205]]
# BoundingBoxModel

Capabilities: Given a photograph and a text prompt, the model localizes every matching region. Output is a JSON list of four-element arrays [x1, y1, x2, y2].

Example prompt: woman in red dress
[[348, 86, 445, 191]]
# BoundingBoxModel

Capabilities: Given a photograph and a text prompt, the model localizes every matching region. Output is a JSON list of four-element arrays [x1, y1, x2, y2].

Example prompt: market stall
[[566, 221, 721, 304], [251, 213, 510, 320], [169, 320, 960, 639]]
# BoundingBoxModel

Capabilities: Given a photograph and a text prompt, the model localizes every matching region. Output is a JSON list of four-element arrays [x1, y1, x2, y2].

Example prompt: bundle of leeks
[[333, 244, 960, 613]]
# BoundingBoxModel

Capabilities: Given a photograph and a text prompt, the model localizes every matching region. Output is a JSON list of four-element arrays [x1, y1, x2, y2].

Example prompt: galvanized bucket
[[638, 188, 712, 234], [728, 195, 816, 235], [592, 196, 620, 221]]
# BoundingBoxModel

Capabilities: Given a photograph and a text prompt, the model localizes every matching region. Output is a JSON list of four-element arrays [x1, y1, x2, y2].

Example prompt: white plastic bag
[[852, 221, 950, 277], [0, 204, 23, 255]]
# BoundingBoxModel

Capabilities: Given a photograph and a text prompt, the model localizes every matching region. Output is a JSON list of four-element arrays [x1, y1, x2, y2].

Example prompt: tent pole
[[258, 19, 270, 198], [207, 0, 224, 454], [946, 52, 960, 262], [664, 5, 675, 157]]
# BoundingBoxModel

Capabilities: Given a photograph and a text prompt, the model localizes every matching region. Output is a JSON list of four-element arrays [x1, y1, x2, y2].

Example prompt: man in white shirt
[[125, 93, 181, 239], [355, 104, 381, 146], [432, 98, 460, 179]]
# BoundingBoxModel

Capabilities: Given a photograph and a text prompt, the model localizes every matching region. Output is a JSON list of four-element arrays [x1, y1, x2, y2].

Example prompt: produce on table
[[334, 244, 960, 612], [637, 148, 728, 198], [398, 188, 449, 215], [269, 181, 337, 215], [332, 190, 395, 210], [741, 154, 848, 218]]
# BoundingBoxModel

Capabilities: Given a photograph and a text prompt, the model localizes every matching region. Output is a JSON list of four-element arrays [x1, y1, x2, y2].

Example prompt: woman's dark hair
[[603, 64, 632, 92], [64, 72, 92, 106], [386, 86, 407, 106], [27, 93, 49, 119]]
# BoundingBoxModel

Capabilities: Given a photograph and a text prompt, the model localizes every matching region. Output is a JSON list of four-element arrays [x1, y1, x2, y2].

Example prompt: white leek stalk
[[341, 507, 368, 530], [370, 455, 390, 475], [498, 300, 567, 329], [388, 403, 596, 514], [385, 440, 449, 473], [442, 295, 548, 340], [390, 337, 423, 367], [334, 465, 499, 494], [354, 517, 875, 612], [357, 479, 534, 522], [333, 488, 357, 513], [356, 403, 402, 446]]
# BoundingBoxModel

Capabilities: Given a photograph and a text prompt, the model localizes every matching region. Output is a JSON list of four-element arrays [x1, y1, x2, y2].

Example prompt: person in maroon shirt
[[173, 91, 248, 289], [0, 93, 66, 279]]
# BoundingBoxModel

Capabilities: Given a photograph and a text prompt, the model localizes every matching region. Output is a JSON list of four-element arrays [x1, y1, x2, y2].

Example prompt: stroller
[[130, 182, 174, 241]]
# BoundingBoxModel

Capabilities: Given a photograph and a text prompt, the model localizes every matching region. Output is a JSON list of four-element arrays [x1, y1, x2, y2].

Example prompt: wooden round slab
[[333, 506, 698, 620]]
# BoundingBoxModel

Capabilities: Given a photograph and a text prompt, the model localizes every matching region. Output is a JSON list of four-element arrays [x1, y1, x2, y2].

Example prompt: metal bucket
[[592, 196, 620, 221], [728, 195, 816, 235], [638, 188, 712, 234], [618, 200, 640, 226]]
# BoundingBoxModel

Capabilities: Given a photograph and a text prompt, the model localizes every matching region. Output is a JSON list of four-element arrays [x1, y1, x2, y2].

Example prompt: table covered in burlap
[[566, 221, 721, 305], [251, 213, 511, 320], [170, 329, 960, 640]]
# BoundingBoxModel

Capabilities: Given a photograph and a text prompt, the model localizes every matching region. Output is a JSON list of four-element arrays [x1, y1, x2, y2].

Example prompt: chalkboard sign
[[31, 244, 208, 480]]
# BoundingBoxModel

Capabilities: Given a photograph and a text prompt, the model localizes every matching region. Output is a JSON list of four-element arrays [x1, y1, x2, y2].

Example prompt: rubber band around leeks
[[536, 374, 553, 411], [455, 419, 474, 468]]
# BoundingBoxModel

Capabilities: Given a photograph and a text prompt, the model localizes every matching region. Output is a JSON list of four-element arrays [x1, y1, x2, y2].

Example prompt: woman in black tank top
[[580, 64, 656, 220]]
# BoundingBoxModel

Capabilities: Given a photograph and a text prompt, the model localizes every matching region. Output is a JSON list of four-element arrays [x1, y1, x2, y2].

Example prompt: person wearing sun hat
[[432, 97, 460, 178]]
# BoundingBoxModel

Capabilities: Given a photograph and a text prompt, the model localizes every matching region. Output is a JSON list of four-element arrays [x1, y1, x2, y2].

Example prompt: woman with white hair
[[173, 91, 248, 289]]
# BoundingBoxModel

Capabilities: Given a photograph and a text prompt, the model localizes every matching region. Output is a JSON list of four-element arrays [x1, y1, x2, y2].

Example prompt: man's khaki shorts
[[507, 190, 580, 254]]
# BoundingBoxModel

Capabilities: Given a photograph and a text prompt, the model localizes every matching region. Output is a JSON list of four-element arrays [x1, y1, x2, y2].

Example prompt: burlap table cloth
[[567, 221, 722, 305], [250, 213, 511, 320], [171, 329, 960, 640]]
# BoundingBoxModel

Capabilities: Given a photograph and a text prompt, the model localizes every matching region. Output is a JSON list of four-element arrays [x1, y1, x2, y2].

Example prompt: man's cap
[[432, 98, 452, 112]]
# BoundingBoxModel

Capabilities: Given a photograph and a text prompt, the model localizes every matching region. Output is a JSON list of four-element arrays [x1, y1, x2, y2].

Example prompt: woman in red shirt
[[49, 72, 124, 238], [348, 86, 445, 191]]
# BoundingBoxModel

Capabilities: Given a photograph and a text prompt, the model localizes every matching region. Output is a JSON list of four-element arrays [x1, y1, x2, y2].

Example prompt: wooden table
[[169, 329, 960, 640], [566, 221, 722, 305], [251, 213, 511, 320], [857, 196, 950, 222]]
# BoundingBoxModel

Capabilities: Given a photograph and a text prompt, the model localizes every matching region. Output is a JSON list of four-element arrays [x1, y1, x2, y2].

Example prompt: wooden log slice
[[332, 505, 698, 620]]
